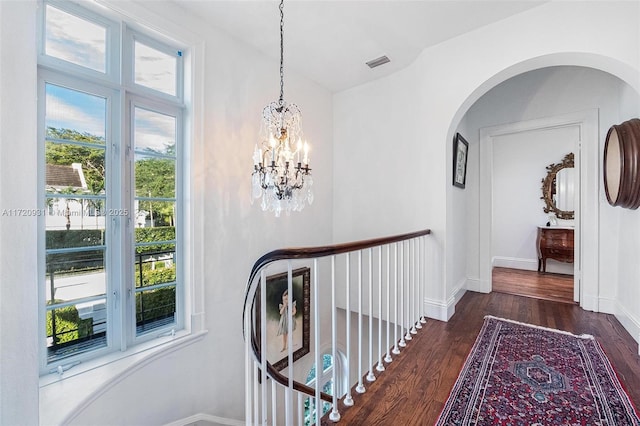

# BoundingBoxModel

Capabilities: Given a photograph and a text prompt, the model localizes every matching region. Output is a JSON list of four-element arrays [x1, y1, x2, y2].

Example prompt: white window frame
[[39, 0, 120, 85], [304, 351, 348, 425], [126, 96, 184, 347], [124, 28, 185, 102], [37, 0, 190, 376]]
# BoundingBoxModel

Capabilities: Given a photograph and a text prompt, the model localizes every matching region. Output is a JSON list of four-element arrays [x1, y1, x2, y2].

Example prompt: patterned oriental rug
[[436, 316, 640, 425]]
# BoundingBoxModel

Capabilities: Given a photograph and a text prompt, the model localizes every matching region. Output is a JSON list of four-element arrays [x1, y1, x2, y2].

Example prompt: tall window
[[304, 353, 338, 425], [38, 1, 185, 372]]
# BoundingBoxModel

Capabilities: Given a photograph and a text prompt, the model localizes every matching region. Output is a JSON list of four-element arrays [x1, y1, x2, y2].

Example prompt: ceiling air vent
[[366, 55, 390, 69]]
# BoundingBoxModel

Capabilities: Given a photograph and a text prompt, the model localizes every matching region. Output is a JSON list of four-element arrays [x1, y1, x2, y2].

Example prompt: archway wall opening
[[333, 1, 639, 328]]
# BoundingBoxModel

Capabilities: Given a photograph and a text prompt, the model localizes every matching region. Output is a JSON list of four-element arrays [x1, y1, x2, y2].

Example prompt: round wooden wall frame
[[603, 118, 640, 209]]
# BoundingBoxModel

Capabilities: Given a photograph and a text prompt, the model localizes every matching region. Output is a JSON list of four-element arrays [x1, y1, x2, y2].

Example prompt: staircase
[[242, 230, 431, 425]]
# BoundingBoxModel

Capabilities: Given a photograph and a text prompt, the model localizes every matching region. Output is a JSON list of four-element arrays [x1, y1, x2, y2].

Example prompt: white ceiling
[[174, 1, 547, 93]]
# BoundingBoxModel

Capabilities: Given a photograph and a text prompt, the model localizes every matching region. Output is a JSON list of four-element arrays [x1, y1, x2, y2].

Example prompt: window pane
[[134, 41, 177, 96], [322, 354, 333, 372], [135, 155, 175, 198], [45, 248, 107, 361], [134, 244, 176, 289], [45, 143, 106, 200], [134, 107, 176, 154], [135, 200, 176, 228], [45, 201, 106, 233], [136, 285, 176, 335], [45, 5, 107, 73], [47, 301, 107, 363], [46, 84, 107, 141], [46, 250, 106, 303]]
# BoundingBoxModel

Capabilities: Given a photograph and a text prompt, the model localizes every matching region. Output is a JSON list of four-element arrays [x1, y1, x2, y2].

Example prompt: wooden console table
[[536, 226, 574, 273]]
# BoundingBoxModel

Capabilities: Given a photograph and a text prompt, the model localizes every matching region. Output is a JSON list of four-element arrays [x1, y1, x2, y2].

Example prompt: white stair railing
[[243, 230, 431, 425]]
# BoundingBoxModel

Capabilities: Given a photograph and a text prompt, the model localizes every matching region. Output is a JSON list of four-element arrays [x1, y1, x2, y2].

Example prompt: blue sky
[[46, 83, 106, 138]]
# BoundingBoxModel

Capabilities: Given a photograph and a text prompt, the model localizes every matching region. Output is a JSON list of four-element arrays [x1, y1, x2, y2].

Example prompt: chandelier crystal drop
[[251, 0, 313, 217]]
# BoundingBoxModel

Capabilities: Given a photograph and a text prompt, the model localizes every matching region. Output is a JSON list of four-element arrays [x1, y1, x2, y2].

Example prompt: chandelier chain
[[279, 0, 285, 105], [252, 0, 313, 216]]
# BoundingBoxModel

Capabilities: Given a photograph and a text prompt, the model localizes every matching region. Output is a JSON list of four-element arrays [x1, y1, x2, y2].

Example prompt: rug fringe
[[484, 315, 594, 339]]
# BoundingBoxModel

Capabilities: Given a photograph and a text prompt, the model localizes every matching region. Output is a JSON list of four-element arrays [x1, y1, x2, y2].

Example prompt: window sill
[[39, 329, 208, 425]]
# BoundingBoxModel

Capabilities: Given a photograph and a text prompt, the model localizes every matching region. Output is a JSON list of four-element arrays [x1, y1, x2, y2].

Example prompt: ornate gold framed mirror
[[541, 152, 575, 220], [603, 118, 640, 209]]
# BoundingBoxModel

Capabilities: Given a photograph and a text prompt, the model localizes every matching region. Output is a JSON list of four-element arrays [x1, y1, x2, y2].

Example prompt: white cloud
[[46, 93, 106, 138], [134, 42, 176, 96], [134, 108, 176, 153], [45, 5, 106, 72]]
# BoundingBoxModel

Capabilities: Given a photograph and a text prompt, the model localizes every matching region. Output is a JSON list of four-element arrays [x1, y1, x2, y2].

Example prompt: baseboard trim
[[466, 277, 485, 293], [164, 413, 244, 426], [424, 281, 466, 322], [598, 297, 617, 315], [424, 297, 448, 321], [492, 257, 537, 271], [580, 293, 599, 312], [613, 301, 640, 355]]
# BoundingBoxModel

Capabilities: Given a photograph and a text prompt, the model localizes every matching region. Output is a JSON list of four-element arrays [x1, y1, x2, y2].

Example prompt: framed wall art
[[255, 267, 310, 371], [453, 132, 469, 189]]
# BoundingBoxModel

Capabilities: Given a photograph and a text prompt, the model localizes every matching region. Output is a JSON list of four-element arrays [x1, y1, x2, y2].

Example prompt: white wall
[[333, 2, 640, 324], [614, 84, 640, 348], [71, 2, 334, 424], [3, 1, 640, 425], [1, 1, 333, 425], [464, 67, 630, 303], [0, 1, 40, 424]]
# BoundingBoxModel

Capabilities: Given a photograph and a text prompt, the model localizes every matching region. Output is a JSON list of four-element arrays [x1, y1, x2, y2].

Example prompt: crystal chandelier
[[251, 0, 313, 217]]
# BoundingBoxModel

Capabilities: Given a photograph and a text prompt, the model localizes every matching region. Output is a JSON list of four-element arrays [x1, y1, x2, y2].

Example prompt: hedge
[[136, 286, 176, 325], [47, 229, 104, 249], [46, 227, 175, 254], [46, 304, 93, 344]]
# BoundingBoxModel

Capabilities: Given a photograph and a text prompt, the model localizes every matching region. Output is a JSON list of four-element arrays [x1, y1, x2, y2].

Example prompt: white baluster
[[245, 302, 252, 426], [420, 236, 427, 324], [344, 253, 354, 406], [393, 243, 401, 354], [253, 363, 259, 425], [297, 393, 303, 426], [313, 259, 321, 426], [271, 379, 277, 426], [414, 237, 422, 330], [356, 251, 366, 393], [411, 239, 418, 335], [376, 246, 385, 372], [330, 256, 341, 421], [366, 248, 376, 382], [285, 262, 293, 426], [385, 244, 393, 363], [399, 242, 407, 347], [404, 241, 413, 342], [260, 271, 268, 424]]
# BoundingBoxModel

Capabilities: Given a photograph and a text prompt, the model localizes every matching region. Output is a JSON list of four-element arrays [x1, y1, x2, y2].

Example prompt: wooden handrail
[[243, 229, 431, 403]]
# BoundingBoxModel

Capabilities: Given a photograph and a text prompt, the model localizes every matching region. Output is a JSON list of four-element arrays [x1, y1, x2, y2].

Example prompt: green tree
[[135, 145, 175, 226], [46, 127, 106, 194], [46, 128, 107, 229]]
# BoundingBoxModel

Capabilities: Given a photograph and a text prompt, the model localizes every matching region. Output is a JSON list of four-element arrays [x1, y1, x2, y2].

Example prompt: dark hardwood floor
[[324, 290, 640, 425], [493, 266, 574, 304]]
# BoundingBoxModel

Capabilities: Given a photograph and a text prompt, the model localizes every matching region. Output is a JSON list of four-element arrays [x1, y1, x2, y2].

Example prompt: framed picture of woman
[[255, 267, 310, 371]]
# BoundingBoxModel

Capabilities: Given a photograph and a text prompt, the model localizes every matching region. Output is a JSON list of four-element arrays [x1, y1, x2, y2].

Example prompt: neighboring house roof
[[46, 163, 87, 190]]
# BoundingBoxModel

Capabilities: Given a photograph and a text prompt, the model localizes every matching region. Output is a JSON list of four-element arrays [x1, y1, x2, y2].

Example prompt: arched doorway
[[447, 58, 640, 312]]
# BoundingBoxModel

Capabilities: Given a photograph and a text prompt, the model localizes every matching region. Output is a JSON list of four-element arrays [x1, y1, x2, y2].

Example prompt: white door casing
[[478, 109, 599, 311]]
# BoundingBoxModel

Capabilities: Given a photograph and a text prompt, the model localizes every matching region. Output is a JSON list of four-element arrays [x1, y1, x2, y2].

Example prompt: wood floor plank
[[324, 289, 640, 425], [492, 267, 574, 303]]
